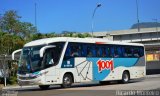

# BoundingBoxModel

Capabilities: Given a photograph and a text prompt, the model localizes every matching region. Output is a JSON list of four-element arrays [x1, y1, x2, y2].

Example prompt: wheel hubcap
[[124, 74, 129, 82], [64, 77, 71, 84]]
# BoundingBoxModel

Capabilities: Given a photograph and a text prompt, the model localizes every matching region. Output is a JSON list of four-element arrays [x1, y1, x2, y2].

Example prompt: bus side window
[[82, 44, 87, 57], [133, 47, 140, 57], [102, 47, 106, 57], [99, 46, 103, 57], [92, 45, 96, 57], [138, 47, 144, 57], [114, 46, 123, 58], [132, 46, 144, 58], [64, 45, 71, 60], [70, 45, 81, 57], [87, 46, 92, 57], [125, 46, 134, 57], [65, 46, 71, 57], [124, 47, 130, 57], [110, 46, 114, 57], [118, 46, 123, 57], [77, 44, 82, 57], [44, 48, 55, 68], [95, 45, 103, 57], [105, 46, 111, 58], [114, 46, 119, 58], [121, 46, 126, 57]]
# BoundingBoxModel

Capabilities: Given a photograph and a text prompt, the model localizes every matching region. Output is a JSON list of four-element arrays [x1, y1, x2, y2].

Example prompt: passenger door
[[43, 48, 57, 84]]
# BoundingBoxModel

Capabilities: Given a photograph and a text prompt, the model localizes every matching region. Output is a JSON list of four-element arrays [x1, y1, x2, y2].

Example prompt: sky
[[0, 0, 160, 33]]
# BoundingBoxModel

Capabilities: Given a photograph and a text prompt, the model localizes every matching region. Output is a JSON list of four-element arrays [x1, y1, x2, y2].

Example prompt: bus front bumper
[[17, 78, 43, 86]]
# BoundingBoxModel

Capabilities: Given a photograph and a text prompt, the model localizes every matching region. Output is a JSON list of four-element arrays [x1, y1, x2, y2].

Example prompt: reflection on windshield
[[18, 46, 43, 74], [18, 42, 65, 74]]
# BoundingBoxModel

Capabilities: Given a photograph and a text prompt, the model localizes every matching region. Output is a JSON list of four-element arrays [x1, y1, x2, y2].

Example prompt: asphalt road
[[2, 76, 160, 96]]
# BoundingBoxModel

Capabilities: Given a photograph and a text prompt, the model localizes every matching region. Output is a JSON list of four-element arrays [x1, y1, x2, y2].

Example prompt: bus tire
[[61, 74, 73, 88], [39, 85, 50, 90], [121, 71, 130, 84]]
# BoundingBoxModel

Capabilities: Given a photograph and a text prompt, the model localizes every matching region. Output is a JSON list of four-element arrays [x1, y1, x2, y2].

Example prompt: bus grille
[[19, 76, 36, 80]]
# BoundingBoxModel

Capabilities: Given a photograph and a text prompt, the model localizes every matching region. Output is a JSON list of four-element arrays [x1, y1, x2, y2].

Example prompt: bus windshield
[[18, 42, 65, 74], [18, 46, 43, 74]]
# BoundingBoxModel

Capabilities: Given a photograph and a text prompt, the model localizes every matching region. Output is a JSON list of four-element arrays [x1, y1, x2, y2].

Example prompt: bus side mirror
[[40, 45, 56, 57], [12, 49, 22, 60]]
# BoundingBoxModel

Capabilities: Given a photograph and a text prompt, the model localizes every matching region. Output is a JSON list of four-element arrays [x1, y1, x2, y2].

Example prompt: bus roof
[[24, 37, 144, 47]]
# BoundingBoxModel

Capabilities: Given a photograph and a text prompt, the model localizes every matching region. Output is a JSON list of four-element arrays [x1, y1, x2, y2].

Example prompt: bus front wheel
[[61, 74, 73, 88], [121, 71, 130, 83], [39, 85, 50, 90]]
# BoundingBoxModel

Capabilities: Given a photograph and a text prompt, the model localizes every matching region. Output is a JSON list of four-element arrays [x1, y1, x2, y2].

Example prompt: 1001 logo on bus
[[97, 59, 114, 72]]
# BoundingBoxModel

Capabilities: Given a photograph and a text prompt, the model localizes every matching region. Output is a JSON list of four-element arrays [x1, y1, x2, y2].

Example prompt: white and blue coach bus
[[12, 37, 146, 89]]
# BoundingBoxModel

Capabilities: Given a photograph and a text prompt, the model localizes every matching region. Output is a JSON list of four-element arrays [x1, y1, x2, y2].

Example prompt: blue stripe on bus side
[[86, 58, 139, 81]]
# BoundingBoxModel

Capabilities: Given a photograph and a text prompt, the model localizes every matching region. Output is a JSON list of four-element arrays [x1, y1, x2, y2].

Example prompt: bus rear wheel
[[61, 74, 73, 88], [39, 85, 50, 90], [121, 71, 130, 83]]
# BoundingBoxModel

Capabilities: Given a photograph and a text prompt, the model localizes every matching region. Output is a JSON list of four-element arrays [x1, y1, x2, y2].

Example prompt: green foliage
[[28, 32, 56, 41], [0, 10, 36, 54], [0, 10, 37, 39], [0, 31, 25, 54], [8, 76, 17, 85], [30, 33, 44, 41], [0, 76, 17, 85], [19, 22, 37, 40], [0, 10, 21, 34], [61, 31, 91, 38]]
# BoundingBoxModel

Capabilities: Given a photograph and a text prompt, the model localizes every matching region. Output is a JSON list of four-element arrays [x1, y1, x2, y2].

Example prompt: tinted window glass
[[124, 46, 133, 57], [105, 46, 111, 57], [64, 42, 144, 58], [96, 46, 103, 57], [133, 46, 144, 57]]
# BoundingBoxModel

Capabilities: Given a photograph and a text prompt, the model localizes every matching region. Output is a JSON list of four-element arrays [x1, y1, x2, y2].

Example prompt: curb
[[2, 85, 38, 90]]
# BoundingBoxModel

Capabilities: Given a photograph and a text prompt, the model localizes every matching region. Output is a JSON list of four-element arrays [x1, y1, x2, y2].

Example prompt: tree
[[0, 10, 37, 85], [19, 22, 37, 40], [82, 33, 91, 37], [0, 31, 25, 55], [62, 31, 76, 37], [29, 33, 43, 41], [61, 31, 92, 38], [0, 10, 37, 39], [43, 32, 57, 38], [0, 10, 21, 34]]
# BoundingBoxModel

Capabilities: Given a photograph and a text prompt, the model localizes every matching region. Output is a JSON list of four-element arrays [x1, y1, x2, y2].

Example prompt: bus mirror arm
[[12, 49, 22, 60], [40, 45, 56, 57]]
